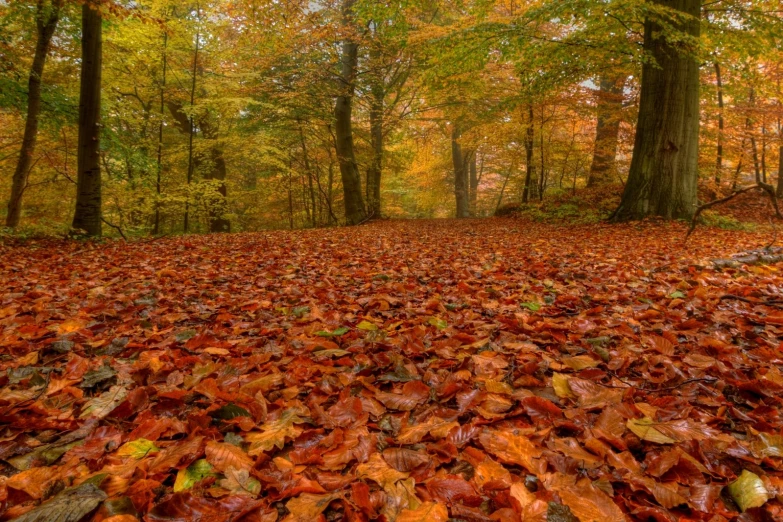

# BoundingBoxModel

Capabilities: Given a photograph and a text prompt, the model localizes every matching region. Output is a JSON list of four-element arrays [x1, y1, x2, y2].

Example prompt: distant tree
[[72, 1, 103, 236], [6, 0, 63, 228]]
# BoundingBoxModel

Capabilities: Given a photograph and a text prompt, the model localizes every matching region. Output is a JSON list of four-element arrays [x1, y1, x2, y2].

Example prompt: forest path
[[0, 219, 781, 520]]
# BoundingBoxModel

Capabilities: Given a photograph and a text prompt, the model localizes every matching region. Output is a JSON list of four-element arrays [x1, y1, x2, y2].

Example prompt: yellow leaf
[[247, 409, 305, 455], [552, 373, 574, 398], [562, 355, 601, 370], [116, 438, 159, 459], [485, 380, 513, 394], [627, 418, 676, 444], [729, 470, 770, 512], [357, 320, 379, 331], [357, 453, 409, 491], [283, 492, 340, 522], [397, 502, 448, 522]]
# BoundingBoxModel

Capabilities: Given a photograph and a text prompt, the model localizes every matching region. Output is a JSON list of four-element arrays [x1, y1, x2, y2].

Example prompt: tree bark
[[777, 146, 783, 198], [469, 152, 478, 215], [611, 0, 700, 222], [367, 75, 384, 219], [452, 126, 470, 218], [587, 75, 625, 188], [72, 2, 103, 236], [6, 0, 62, 228], [184, 12, 200, 233], [522, 104, 537, 203], [153, 28, 167, 235], [334, 0, 365, 225], [715, 61, 724, 184]]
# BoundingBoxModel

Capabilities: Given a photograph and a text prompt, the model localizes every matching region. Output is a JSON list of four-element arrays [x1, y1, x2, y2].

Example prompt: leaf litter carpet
[[1, 219, 783, 521]]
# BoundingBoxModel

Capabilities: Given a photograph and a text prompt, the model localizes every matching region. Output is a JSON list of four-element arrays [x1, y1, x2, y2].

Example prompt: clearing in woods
[[0, 219, 782, 520]]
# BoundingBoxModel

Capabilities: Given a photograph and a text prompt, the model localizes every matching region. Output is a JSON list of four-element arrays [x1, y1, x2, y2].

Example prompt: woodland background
[[0, 0, 782, 237]]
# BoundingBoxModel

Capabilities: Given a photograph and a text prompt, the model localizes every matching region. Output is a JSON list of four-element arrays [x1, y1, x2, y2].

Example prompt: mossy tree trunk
[[6, 0, 62, 228], [611, 0, 700, 222]]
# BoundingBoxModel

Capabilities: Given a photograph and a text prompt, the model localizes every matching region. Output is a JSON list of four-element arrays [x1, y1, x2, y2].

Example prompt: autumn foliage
[[0, 219, 781, 520]]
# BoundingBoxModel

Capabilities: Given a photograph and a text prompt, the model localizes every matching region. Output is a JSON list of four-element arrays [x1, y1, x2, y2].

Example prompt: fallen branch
[[101, 217, 127, 241], [686, 185, 761, 240], [712, 247, 783, 268]]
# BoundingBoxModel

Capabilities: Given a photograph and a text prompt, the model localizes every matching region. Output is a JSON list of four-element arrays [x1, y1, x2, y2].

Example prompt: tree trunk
[[203, 144, 230, 233], [334, 0, 365, 225], [6, 0, 62, 228], [184, 15, 200, 233], [611, 0, 700, 222], [72, 2, 103, 237], [777, 146, 783, 198], [168, 102, 230, 233], [298, 120, 317, 227], [539, 108, 546, 200], [587, 75, 625, 188], [469, 152, 478, 215], [367, 77, 383, 219], [153, 28, 167, 235], [715, 61, 724, 184], [452, 126, 470, 218], [522, 104, 537, 203]]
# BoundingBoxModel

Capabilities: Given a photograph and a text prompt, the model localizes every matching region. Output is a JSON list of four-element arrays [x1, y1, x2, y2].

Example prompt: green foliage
[[699, 210, 756, 231]]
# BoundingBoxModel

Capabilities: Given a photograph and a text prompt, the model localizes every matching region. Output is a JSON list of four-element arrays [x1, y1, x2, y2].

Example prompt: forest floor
[[1, 218, 783, 521]]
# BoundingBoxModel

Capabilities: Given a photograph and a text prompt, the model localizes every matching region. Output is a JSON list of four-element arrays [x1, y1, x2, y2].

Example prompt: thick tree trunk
[[715, 61, 724, 184], [367, 81, 383, 219], [72, 2, 103, 236], [587, 75, 625, 188], [6, 0, 62, 228], [611, 0, 700, 222], [522, 105, 537, 203], [334, 0, 365, 225], [452, 126, 470, 218]]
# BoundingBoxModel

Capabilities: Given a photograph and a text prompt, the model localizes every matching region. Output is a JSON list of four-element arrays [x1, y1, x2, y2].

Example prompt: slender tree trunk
[[367, 76, 384, 219], [298, 120, 317, 227], [761, 121, 768, 184], [72, 2, 103, 236], [522, 104, 536, 203], [587, 75, 625, 188], [6, 0, 62, 228], [748, 89, 763, 184], [469, 152, 478, 215], [328, 158, 335, 225], [539, 109, 546, 200], [715, 61, 724, 184], [153, 29, 167, 235], [495, 167, 512, 214], [612, 0, 701, 222], [334, 0, 365, 225], [288, 159, 294, 230], [777, 146, 783, 198], [184, 13, 200, 233], [452, 126, 470, 218]]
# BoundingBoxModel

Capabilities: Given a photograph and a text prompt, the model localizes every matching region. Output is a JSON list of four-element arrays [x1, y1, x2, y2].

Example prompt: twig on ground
[[720, 294, 783, 308]]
